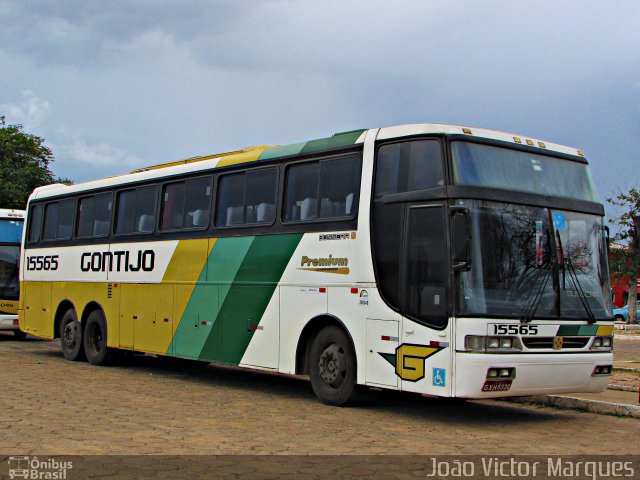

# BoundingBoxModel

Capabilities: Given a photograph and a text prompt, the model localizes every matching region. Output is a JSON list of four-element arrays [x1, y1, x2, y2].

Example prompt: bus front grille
[[522, 336, 590, 349]]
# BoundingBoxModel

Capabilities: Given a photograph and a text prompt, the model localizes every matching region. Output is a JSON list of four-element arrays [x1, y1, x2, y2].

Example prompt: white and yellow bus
[[0, 209, 25, 338], [19, 124, 614, 405]]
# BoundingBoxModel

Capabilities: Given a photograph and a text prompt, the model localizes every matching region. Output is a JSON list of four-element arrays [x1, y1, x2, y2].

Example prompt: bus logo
[[553, 336, 564, 350], [379, 343, 446, 382]]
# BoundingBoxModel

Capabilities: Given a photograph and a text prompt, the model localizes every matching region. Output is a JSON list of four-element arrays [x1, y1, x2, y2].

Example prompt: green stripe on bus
[[556, 324, 598, 336], [258, 142, 306, 161], [300, 130, 366, 154], [167, 237, 254, 359], [198, 233, 303, 363]]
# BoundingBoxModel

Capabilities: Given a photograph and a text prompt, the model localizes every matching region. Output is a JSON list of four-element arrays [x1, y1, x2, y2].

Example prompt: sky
[[1, 1, 639, 221]]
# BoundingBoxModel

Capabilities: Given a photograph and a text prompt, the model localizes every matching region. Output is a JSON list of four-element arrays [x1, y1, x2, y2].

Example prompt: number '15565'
[[26, 255, 59, 271], [492, 324, 538, 335]]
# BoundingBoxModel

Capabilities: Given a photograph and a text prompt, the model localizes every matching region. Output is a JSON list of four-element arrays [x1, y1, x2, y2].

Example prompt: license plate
[[481, 380, 512, 392]]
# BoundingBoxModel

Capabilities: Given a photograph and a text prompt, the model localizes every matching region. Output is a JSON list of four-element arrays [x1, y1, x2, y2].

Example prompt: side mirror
[[451, 206, 471, 271]]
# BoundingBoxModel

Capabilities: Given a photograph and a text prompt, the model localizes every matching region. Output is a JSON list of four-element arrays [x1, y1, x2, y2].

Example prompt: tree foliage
[[607, 187, 640, 323], [0, 116, 69, 209]]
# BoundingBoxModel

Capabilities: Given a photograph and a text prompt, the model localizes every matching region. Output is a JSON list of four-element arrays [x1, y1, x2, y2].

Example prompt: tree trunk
[[629, 276, 638, 324], [628, 216, 640, 324]]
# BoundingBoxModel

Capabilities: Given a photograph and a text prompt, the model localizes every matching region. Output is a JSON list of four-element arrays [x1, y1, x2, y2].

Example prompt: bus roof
[[28, 123, 586, 201], [0, 209, 25, 220]]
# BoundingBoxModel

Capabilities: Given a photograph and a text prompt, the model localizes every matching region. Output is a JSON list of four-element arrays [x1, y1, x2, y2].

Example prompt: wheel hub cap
[[318, 343, 345, 387]]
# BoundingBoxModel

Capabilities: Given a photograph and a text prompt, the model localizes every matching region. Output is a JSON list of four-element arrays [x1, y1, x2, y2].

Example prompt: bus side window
[[374, 140, 444, 197], [284, 154, 360, 222], [76, 193, 112, 238], [115, 186, 157, 235], [162, 177, 212, 231], [318, 156, 360, 218], [216, 168, 277, 227], [27, 204, 43, 243], [43, 199, 74, 241]]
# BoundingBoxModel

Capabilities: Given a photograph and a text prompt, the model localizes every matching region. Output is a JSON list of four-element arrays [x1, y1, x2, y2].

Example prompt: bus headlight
[[590, 336, 613, 351], [465, 336, 485, 351], [465, 336, 521, 352]]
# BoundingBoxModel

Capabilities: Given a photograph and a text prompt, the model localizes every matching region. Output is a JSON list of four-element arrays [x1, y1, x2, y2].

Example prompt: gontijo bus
[[0, 209, 25, 338], [19, 124, 614, 405]]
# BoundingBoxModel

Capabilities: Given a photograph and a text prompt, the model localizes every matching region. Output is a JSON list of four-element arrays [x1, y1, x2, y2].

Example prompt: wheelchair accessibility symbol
[[432, 368, 446, 387]]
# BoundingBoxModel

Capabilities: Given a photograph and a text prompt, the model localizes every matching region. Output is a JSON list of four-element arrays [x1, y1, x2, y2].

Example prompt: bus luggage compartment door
[[366, 319, 399, 388]]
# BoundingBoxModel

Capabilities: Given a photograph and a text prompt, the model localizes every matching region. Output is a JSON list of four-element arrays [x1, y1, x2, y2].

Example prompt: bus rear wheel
[[309, 326, 358, 406], [84, 310, 113, 366], [60, 309, 85, 361], [13, 329, 27, 339]]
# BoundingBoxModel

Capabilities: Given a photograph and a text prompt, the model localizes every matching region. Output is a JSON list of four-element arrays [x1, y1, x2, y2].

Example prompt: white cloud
[[1, 90, 51, 127], [57, 140, 143, 170]]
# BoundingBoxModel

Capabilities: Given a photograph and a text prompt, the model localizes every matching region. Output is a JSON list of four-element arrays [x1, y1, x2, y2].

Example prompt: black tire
[[309, 325, 358, 406], [83, 309, 113, 365], [60, 309, 85, 361], [13, 329, 27, 339], [614, 315, 625, 322]]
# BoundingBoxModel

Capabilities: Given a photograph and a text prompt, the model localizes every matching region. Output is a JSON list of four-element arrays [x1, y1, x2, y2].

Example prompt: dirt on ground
[[1, 333, 638, 456]]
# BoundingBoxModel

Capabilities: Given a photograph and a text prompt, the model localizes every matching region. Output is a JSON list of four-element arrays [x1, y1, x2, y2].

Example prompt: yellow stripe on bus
[[596, 325, 614, 336], [215, 147, 269, 168]]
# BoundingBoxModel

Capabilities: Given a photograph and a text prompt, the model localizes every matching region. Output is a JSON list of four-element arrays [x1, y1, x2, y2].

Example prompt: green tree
[[608, 187, 640, 324], [0, 116, 69, 209]]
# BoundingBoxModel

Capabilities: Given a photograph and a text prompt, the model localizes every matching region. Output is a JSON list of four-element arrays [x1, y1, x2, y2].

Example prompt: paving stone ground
[[1, 334, 638, 456]]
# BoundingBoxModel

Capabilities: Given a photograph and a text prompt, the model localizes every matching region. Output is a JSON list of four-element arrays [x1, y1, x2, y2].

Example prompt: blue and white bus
[[0, 209, 25, 337]]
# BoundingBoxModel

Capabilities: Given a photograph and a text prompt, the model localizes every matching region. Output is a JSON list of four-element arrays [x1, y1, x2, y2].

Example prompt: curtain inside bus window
[[162, 182, 186, 230]]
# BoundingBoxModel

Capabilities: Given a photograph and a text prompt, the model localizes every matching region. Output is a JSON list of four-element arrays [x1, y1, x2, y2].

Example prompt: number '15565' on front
[[491, 324, 539, 335]]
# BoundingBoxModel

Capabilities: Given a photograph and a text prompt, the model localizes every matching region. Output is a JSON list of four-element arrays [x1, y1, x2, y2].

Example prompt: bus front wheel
[[60, 309, 85, 361], [83, 310, 113, 366], [309, 326, 358, 406]]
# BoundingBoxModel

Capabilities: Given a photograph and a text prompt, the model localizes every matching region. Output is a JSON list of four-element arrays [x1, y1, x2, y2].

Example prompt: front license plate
[[481, 380, 513, 392]]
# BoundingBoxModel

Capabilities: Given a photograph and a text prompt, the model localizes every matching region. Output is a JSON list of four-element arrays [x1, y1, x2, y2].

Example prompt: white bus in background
[[19, 124, 614, 405], [0, 209, 25, 338]]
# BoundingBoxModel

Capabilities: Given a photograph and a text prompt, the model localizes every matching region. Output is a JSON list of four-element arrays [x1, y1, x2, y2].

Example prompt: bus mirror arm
[[450, 207, 471, 272]]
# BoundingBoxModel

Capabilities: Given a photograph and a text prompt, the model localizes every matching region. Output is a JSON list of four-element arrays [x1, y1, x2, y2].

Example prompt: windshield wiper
[[520, 266, 552, 323], [556, 231, 596, 324]]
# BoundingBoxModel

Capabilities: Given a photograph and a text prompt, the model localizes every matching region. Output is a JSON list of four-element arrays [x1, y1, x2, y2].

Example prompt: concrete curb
[[501, 395, 640, 419], [608, 384, 640, 392]]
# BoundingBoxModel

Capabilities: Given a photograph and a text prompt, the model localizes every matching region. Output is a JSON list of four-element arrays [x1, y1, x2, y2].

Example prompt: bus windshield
[[0, 218, 23, 301], [457, 200, 612, 320], [451, 141, 599, 202]]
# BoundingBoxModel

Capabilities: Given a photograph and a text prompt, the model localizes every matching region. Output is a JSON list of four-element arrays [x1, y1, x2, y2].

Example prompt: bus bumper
[[0, 314, 20, 331], [454, 352, 612, 398]]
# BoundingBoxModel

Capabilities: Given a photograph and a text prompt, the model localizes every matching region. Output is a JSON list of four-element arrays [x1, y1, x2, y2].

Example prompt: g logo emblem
[[395, 344, 444, 382]]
